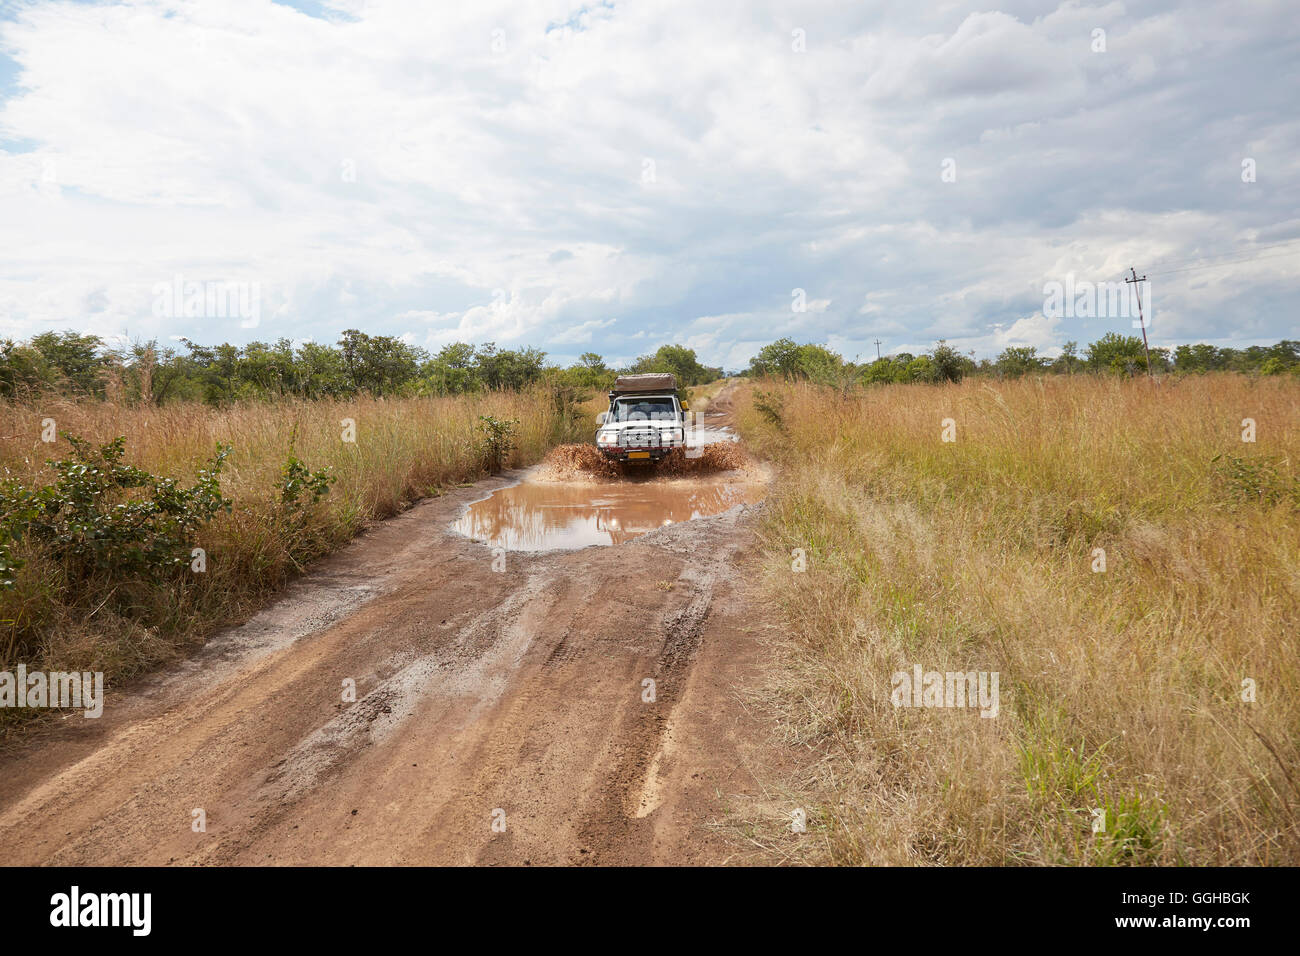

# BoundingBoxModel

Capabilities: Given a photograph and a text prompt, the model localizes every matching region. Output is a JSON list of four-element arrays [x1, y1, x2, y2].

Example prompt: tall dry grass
[[0, 387, 584, 724], [736, 373, 1299, 865]]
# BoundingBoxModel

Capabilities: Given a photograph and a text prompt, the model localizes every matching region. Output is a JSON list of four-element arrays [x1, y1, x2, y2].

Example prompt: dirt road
[[0, 390, 782, 865]]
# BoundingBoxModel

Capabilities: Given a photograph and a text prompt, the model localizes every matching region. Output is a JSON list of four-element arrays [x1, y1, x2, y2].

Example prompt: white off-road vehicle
[[594, 373, 689, 463]]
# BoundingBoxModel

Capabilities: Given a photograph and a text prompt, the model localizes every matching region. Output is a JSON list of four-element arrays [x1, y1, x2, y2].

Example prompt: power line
[[1135, 238, 1300, 275], [1140, 237, 1300, 272], [1143, 245, 1300, 278]]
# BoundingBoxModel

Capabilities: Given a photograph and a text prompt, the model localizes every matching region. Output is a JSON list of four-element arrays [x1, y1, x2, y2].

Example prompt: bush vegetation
[[735, 372, 1299, 865], [0, 387, 586, 732]]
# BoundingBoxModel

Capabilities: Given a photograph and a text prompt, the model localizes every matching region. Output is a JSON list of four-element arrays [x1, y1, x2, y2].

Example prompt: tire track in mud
[[258, 574, 554, 805], [572, 512, 748, 864]]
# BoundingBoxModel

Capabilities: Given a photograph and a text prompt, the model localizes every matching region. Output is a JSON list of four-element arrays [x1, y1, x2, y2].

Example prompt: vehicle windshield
[[610, 396, 677, 422]]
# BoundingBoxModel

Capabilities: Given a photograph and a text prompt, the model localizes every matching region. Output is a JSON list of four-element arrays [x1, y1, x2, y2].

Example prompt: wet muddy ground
[[453, 477, 767, 551], [453, 422, 765, 551]]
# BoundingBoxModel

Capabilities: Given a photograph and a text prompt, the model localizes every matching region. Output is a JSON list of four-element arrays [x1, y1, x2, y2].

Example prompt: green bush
[[477, 415, 519, 472], [276, 425, 334, 509], [752, 389, 786, 431], [1211, 452, 1300, 507], [0, 435, 231, 588]]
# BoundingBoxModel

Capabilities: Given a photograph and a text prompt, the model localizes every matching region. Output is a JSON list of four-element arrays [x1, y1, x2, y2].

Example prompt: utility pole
[[874, 338, 882, 361], [1126, 267, 1153, 379]]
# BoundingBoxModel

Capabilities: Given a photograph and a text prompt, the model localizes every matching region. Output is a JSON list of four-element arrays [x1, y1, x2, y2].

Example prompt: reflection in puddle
[[453, 478, 765, 551]]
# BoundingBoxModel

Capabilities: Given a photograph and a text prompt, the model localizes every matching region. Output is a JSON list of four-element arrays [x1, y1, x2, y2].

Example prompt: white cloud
[[0, 0, 1297, 364]]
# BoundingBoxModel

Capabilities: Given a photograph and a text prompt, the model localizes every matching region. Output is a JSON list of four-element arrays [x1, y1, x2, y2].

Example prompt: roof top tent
[[610, 372, 677, 395]]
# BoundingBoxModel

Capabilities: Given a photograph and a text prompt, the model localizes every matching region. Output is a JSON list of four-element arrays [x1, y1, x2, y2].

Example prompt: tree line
[[0, 332, 722, 404], [2, 328, 1294, 404], [744, 334, 1300, 385]]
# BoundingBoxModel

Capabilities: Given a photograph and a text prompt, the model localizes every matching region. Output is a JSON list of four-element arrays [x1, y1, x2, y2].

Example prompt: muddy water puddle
[[453, 476, 765, 551]]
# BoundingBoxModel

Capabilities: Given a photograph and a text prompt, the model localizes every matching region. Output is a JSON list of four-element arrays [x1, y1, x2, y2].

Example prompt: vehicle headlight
[[597, 430, 617, 445], [660, 428, 683, 443]]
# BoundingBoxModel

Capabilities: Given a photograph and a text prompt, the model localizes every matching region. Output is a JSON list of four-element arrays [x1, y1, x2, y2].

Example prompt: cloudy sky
[[1, 0, 1297, 370]]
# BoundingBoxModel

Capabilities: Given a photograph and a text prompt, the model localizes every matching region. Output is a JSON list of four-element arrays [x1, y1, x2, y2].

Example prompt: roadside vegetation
[[0, 388, 585, 733], [736, 372, 1299, 865], [745, 334, 1300, 384]]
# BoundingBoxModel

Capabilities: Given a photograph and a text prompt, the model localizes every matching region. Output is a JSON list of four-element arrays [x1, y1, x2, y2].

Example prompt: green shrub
[[1211, 452, 1300, 507], [752, 389, 786, 431], [0, 434, 231, 588], [276, 425, 334, 509], [477, 415, 518, 472]]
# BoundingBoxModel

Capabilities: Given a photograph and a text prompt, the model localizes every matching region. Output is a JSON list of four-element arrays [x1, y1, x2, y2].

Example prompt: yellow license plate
[[628, 451, 651, 459]]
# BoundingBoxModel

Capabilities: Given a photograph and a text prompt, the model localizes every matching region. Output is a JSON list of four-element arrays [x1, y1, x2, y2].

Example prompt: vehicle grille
[[620, 428, 660, 447]]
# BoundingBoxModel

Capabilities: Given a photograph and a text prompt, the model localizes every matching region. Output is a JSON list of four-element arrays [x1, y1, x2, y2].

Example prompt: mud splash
[[452, 476, 765, 551], [534, 438, 750, 482], [658, 443, 748, 475], [534, 443, 623, 481]]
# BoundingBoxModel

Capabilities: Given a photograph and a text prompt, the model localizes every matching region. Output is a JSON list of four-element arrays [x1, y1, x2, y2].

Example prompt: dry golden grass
[[735, 373, 1299, 865], [0, 387, 584, 726]]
